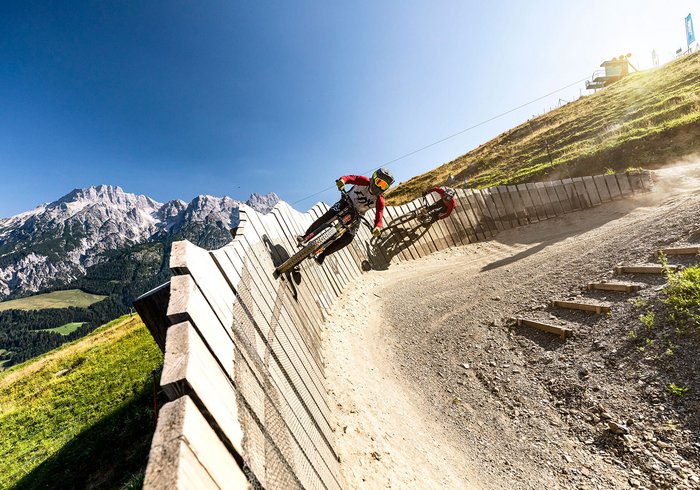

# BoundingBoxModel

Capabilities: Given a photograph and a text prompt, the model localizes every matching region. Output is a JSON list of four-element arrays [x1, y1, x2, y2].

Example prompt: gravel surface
[[324, 162, 700, 489]]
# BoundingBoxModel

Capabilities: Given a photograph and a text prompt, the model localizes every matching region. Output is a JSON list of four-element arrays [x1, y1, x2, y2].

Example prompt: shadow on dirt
[[481, 198, 649, 273]]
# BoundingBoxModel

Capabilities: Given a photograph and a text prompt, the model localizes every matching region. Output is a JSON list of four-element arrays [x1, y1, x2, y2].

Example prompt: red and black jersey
[[338, 175, 386, 228]]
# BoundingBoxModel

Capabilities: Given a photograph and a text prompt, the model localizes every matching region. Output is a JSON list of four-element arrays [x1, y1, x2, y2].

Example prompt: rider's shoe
[[315, 254, 325, 266], [296, 235, 305, 247]]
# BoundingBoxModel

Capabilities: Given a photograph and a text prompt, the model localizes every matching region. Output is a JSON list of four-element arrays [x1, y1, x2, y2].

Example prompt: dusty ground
[[324, 162, 700, 489]]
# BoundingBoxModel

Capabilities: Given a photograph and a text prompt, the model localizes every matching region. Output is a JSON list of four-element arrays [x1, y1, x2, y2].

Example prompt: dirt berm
[[324, 161, 700, 489]]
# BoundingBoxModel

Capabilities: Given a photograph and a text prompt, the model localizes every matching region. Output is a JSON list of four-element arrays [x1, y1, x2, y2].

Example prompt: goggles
[[373, 176, 390, 191]]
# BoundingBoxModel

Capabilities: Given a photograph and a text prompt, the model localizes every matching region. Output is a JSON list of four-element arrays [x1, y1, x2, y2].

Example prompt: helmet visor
[[373, 176, 390, 191]]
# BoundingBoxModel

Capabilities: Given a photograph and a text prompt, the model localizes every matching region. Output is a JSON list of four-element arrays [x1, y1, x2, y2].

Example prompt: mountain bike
[[382, 196, 442, 232], [276, 190, 369, 274]]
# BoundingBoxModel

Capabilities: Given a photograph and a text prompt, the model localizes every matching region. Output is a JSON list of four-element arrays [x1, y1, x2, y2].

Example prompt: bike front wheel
[[275, 226, 337, 274]]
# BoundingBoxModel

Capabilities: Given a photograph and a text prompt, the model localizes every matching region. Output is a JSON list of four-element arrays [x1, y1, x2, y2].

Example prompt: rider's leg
[[302, 200, 347, 238], [315, 232, 354, 264]]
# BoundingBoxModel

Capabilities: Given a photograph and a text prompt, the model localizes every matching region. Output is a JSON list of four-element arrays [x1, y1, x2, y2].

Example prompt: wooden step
[[658, 246, 700, 256], [614, 265, 678, 275], [587, 282, 642, 293], [551, 300, 611, 314], [511, 317, 572, 340]]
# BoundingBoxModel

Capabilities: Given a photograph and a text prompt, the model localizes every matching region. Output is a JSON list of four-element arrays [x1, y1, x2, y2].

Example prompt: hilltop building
[[585, 55, 637, 91]]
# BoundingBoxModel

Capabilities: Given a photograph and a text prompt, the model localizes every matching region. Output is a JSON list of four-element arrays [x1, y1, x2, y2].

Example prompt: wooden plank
[[144, 396, 252, 490], [174, 269, 339, 488], [225, 214, 332, 405], [464, 189, 494, 240], [515, 184, 537, 223], [543, 181, 565, 216], [525, 183, 547, 221], [308, 204, 352, 289], [478, 188, 505, 232], [451, 190, 478, 243], [404, 199, 435, 258], [494, 186, 515, 228], [512, 317, 572, 340], [414, 195, 445, 252], [382, 202, 417, 262], [582, 176, 602, 206], [133, 281, 171, 352], [560, 178, 580, 211], [551, 300, 611, 314], [615, 265, 678, 274], [161, 321, 245, 457], [605, 173, 622, 200], [627, 172, 647, 193], [658, 247, 700, 255], [550, 180, 571, 214], [587, 282, 642, 293], [505, 185, 528, 226], [593, 174, 612, 202], [273, 202, 341, 303], [358, 207, 395, 269], [423, 192, 452, 250], [436, 196, 466, 246], [616, 173, 634, 197], [573, 177, 592, 208], [534, 182, 556, 219]]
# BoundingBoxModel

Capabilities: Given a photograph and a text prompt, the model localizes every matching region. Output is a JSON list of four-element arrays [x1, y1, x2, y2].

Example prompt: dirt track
[[324, 162, 700, 489]]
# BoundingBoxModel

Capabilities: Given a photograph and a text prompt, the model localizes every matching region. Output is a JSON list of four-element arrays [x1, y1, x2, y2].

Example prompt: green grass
[[388, 51, 700, 204], [663, 265, 700, 328], [40, 322, 85, 336], [0, 289, 107, 311], [0, 314, 163, 489]]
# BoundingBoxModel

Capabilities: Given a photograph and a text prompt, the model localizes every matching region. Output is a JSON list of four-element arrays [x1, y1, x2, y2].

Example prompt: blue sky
[[1, 1, 697, 217]]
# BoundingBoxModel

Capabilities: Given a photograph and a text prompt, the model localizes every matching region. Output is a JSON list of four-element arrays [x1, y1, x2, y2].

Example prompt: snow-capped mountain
[[0, 185, 279, 298]]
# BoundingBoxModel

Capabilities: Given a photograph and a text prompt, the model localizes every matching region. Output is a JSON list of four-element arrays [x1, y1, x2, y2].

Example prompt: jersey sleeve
[[341, 175, 371, 186], [374, 195, 385, 228]]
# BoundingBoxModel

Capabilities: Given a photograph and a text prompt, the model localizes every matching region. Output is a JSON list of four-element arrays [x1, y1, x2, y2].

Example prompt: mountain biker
[[299, 168, 395, 265], [418, 186, 457, 223]]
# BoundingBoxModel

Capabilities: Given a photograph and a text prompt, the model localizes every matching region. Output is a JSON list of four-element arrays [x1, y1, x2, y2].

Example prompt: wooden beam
[[614, 265, 678, 275], [143, 396, 251, 490], [551, 300, 611, 314], [512, 317, 572, 340], [587, 282, 642, 293], [133, 282, 171, 352], [658, 247, 700, 256]]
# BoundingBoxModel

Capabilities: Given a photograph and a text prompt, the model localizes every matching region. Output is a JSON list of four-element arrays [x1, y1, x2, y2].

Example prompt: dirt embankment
[[324, 162, 700, 489]]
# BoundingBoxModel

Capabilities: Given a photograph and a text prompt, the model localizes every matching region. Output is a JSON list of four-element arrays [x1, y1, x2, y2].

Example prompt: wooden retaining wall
[[134, 171, 652, 489]]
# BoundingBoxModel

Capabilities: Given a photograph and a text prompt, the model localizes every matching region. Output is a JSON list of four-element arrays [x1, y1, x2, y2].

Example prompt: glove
[[372, 226, 382, 238], [336, 178, 346, 191]]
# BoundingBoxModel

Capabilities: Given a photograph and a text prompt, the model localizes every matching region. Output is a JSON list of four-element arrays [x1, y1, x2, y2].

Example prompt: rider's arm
[[374, 195, 385, 228], [341, 175, 371, 186], [423, 186, 441, 197]]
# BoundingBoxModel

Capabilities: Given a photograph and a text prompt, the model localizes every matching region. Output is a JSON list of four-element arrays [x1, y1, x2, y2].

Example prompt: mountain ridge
[[0, 185, 279, 299]]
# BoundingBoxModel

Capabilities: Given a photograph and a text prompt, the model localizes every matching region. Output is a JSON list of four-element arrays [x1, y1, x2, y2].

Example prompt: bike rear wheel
[[276, 226, 337, 274]]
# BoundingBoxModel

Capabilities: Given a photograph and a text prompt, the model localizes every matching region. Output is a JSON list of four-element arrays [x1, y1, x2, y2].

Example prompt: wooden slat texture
[[551, 300, 611, 314], [605, 173, 622, 200], [616, 173, 634, 197], [465, 189, 494, 239], [658, 247, 700, 255], [593, 175, 612, 202], [525, 183, 546, 221], [506, 185, 528, 226], [144, 396, 252, 490], [561, 178, 582, 211], [451, 190, 478, 243], [513, 317, 572, 340], [573, 177, 592, 208], [534, 182, 556, 219], [615, 265, 677, 274], [587, 282, 642, 293], [582, 176, 602, 206], [543, 181, 565, 216], [495, 186, 517, 228], [552, 180, 572, 214]]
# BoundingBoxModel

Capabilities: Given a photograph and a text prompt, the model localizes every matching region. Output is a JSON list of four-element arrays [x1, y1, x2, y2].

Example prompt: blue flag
[[687, 14, 695, 45]]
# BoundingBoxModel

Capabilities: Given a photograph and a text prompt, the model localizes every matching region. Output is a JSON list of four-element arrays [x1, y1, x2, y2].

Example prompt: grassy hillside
[[0, 314, 163, 489], [388, 51, 700, 204], [0, 289, 107, 312]]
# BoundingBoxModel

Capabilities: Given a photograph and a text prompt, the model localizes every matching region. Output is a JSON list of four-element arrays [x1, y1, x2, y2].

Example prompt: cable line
[[292, 76, 590, 206]]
